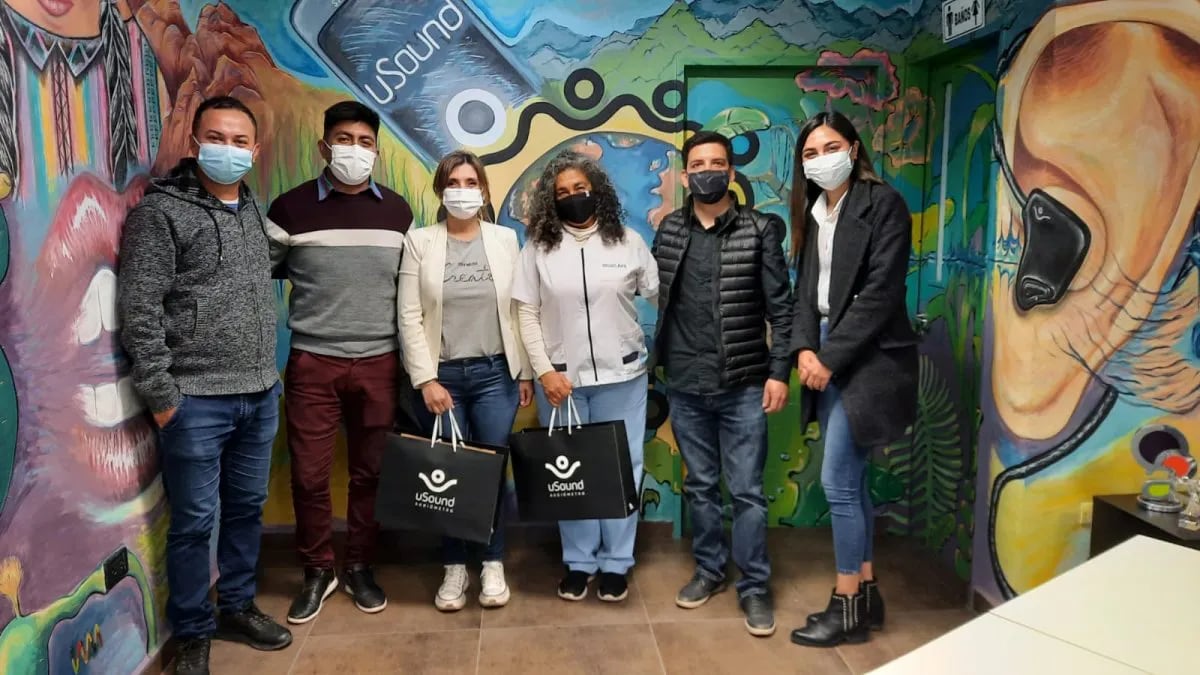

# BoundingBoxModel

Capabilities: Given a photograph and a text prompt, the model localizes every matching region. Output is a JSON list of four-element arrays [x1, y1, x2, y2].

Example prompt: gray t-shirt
[[440, 234, 505, 361]]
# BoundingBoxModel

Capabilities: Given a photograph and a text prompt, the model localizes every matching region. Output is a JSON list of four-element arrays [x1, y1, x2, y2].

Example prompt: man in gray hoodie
[[118, 96, 291, 675]]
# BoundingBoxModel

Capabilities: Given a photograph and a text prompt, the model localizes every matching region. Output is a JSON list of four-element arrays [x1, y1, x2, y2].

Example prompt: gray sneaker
[[675, 573, 727, 609], [740, 593, 776, 637]]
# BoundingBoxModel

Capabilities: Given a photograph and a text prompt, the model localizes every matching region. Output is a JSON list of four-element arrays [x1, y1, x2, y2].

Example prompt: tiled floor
[[202, 529, 975, 674]]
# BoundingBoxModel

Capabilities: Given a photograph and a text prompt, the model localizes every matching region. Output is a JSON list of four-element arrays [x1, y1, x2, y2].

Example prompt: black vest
[[653, 201, 789, 388]]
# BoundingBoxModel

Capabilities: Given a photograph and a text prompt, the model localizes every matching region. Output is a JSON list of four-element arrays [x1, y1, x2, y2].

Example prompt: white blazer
[[398, 222, 531, 388]]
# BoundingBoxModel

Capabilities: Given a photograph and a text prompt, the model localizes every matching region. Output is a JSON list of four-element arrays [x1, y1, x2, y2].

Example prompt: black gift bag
[[376, 414, 507, 544], [509, 399, 639, 522]]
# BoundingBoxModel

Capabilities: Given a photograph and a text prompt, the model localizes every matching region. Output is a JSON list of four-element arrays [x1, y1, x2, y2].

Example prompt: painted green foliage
[[0, 208, 12, 512], [884, 355, 963, 548], [706, 107, 771, 138], [882, 55, 995, 577]]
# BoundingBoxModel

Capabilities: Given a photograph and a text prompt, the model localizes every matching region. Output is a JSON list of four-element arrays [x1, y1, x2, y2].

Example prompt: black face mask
[[556, 192, 597, 225], [688, 170, 731, 204]]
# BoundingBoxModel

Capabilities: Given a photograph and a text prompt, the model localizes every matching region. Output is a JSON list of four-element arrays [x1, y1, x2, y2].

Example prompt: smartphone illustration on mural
[[290, 0, 542, 166]]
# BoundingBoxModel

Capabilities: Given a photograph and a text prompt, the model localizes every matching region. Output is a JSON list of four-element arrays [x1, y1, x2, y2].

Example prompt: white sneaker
[[435, 564, 469, 612], [479, 561, 511, 608]]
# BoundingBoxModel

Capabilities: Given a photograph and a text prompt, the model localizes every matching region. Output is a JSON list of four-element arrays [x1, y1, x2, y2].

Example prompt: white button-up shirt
[[812, 192, 847, 316]]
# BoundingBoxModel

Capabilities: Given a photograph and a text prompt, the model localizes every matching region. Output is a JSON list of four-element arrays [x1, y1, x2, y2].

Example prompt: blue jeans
[[414, 355, 519, 564], [535, 376, 646, 575], [816, 320, 874, 575], [668, 385, 770, 598], [158, 382, 281, 639]]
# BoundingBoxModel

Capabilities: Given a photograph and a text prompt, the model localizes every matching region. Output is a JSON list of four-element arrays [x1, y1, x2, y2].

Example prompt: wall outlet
[[104, 547, 129, 592], [1079, 501, 1093, 526]]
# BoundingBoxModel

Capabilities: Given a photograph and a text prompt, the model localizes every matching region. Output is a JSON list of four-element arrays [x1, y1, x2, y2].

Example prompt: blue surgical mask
[[196, 141, 254, 185]]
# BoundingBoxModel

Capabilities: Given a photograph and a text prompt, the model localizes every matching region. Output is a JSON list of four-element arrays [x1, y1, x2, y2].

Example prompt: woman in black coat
[[786, 112, 919, 648]]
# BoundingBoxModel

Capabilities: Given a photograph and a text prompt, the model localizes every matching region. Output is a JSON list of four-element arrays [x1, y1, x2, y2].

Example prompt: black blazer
[[790, 179, 919, 448]]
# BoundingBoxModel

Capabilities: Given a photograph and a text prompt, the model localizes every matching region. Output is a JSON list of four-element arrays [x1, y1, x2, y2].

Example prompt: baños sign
[[943, 0, 986, 43]]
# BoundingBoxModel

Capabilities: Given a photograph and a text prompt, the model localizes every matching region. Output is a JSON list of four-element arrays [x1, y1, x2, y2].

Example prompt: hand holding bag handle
[[547, 396, 582, 437], [431, 411, 465, 452]]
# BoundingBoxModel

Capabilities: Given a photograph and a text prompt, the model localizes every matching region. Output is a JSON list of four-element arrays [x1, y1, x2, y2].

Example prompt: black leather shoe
[[675, 573, 727, 609], [288, 568, 338, 624], [215, 603, 293, 651], [174, 637, 210, 675], [862, 579, 885, 630], [343, 564, 387, 613], [806, 579, 885, 631], [791, 591, 869, 648], [740, 593, 776, 637]]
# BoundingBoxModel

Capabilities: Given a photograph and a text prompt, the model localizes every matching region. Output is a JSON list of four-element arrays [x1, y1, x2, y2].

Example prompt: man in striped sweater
[[264, 101, 413, 624]]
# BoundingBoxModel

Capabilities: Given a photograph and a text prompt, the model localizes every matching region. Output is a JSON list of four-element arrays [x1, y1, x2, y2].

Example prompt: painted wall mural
[[974, 0, 1200, 603], [0, 0, 166, 672], [2, 0, 1193, 668]]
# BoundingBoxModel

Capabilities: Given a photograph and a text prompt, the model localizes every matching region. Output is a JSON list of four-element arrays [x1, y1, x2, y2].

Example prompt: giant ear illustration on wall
[[992, 0, 1200, 444]]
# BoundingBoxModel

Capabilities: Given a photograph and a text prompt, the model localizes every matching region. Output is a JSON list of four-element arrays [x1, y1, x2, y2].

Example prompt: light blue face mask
[[196, 141, 254, 185]]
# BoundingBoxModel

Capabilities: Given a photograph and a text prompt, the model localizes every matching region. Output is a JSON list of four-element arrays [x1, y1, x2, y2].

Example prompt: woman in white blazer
[[397, 150, 533, 612]]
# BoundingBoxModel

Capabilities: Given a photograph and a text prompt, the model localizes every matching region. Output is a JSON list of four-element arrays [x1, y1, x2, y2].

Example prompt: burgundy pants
[[285, 349, 398, 569]]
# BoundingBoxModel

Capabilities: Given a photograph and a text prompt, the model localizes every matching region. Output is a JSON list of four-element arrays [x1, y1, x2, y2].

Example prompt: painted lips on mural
[[6, 174, 161, 505]]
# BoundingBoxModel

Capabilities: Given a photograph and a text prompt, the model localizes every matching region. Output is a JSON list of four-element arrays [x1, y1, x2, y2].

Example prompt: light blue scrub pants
[[535, 375, 647, 575]]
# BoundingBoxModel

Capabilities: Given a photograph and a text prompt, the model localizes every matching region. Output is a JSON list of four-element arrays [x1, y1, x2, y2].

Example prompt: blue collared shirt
[[317, 171, 383, 202]]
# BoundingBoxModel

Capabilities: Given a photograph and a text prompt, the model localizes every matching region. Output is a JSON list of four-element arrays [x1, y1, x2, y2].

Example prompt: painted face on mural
[[4, 0, 129, 38], [990, 10, 1200, 443]]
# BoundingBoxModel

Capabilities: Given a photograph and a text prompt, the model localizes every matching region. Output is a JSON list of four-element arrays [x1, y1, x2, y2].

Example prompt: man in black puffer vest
[[652, 131, 793, 638]]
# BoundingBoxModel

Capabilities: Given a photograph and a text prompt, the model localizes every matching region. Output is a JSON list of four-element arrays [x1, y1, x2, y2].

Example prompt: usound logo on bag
[[545, 455, 585, 497], [415, 469, 457, 512]]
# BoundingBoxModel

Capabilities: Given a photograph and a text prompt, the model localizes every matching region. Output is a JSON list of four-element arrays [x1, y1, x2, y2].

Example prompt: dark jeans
[[817, 319, 874, 574], [668, 385, 771, 598], [413, 354, 519, 564], [158, 382, 281, 638], [285, 349, 398, 569]]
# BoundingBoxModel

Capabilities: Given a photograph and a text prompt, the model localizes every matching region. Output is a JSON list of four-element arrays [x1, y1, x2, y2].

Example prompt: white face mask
[[442, 187, 485, 220], [326, 142, 376, 185], [803, 150, 854, 191]]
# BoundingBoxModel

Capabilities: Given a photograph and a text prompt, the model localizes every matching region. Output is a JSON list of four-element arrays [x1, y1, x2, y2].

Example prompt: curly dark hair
[[525, 150, 626, 251]]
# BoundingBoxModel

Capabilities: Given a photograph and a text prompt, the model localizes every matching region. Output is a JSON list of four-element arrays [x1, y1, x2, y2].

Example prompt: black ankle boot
[[862, 579, 885, 630], [806, 579, 885, 630], [791, 591, 869, 648]]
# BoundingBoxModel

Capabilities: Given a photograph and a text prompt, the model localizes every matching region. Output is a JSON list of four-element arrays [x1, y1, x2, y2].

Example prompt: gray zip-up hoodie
[[117, 158, 278, 413]]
